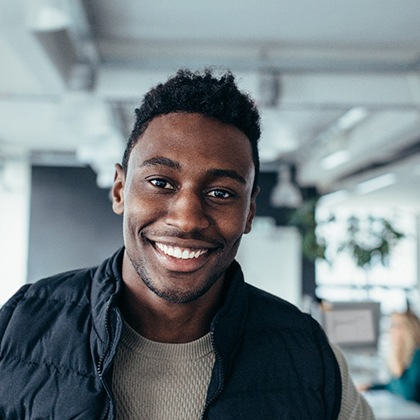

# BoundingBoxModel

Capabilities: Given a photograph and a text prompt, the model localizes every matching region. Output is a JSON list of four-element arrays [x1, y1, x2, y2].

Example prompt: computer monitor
[[320, 300, 381, 352]]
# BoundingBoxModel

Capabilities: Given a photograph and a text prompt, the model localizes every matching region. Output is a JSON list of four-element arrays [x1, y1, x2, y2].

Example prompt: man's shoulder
[[0, 267, 98, 336], [1, 263, 108, 334], [24, 266, 97, 304], [0, 266, 110, 417], [245, 282, 303, 313], [0, 249, 123, 336], [244, 283, 315, 329], [16, 247, 123, 307]]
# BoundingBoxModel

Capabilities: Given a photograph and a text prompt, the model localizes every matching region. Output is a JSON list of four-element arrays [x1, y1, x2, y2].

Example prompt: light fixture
[[318, 190, 350, 206], [270, 164, 303, 208], [258, 69, 281, 108], [336, 107, 368, 131], [320, 150, 350, 170], [27, 0, 71, 32], [355, 173, 397, 195]]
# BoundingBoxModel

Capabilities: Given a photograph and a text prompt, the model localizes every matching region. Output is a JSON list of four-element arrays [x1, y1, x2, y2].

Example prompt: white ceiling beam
[[0, 31, 67, 95], [0, 0, 98, 96], [96, 66, 420, 108], [96, 36, 420, 73], [0, 0, 67, 94], [281, 73, 420, 108], [299, 111, 420, 190]]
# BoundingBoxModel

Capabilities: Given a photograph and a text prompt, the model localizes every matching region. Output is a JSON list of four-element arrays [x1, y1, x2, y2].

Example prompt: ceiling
[[2, 0, 420, 210]]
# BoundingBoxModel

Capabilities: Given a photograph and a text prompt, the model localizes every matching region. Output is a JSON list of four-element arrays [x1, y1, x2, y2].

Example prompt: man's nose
[[165, 190, 211, 232]]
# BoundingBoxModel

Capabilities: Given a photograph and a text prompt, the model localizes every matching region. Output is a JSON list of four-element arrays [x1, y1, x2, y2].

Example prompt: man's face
[[113, 112, 257, 304]]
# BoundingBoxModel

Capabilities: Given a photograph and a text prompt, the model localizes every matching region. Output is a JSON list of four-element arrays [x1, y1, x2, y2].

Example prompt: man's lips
[[155, 242, 209, 260], [149, 240, 215, 273], [146, 235, 222, 272]]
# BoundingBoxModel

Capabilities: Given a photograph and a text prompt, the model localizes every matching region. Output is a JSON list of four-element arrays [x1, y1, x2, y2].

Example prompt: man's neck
[[120, 257, 224, 343]]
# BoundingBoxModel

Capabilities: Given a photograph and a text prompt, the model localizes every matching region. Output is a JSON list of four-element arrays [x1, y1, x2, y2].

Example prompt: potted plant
[[289, 199, 405, 269]]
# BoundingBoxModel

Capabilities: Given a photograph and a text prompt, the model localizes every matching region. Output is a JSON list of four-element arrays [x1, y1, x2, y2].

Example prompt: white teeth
[[156, 243, 208, 260], [181, 250, 190, 259]]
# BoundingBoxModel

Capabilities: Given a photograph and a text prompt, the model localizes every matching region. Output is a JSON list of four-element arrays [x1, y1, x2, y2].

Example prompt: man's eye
[[149, 179, 174, 189], [207, 189, 233, 199]]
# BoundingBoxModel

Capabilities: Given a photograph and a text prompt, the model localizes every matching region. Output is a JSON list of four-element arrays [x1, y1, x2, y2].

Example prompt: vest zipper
[[200, 330, 225, 420], [97, 301, 112, 377], [96, 302, 114, 420]]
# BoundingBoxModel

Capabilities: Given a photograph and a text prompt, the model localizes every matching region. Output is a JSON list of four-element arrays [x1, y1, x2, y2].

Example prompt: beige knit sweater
[[112, 321, 374, 419], [112, 322, 215, 419]]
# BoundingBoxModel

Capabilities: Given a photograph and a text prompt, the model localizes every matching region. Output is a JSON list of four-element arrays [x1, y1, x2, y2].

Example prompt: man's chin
[[143, 278, 218, 304]]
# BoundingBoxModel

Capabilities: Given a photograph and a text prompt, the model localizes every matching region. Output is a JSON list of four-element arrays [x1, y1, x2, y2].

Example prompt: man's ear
[[112, 164, 125, 215], [244, 186, 260, 234]]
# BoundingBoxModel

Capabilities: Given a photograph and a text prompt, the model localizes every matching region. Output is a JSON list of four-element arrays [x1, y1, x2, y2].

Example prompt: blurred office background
[[3, 0, 420, 402]]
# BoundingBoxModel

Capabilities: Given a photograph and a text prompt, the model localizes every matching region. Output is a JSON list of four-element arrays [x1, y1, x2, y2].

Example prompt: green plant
[[288, 199, 329, 261], [338, 215, 405, 269], [289, 199, 405, 268]]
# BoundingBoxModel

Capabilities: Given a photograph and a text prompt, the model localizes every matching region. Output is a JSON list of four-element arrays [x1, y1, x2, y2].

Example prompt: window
[[315, 207, 418, 314]]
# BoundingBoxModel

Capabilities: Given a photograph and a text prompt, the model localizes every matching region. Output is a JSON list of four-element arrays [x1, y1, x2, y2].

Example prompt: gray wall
[[27, 166, 123, 282]]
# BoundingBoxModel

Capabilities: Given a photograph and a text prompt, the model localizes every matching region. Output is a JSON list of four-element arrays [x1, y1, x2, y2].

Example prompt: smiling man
[[0, 69, 373, 419]]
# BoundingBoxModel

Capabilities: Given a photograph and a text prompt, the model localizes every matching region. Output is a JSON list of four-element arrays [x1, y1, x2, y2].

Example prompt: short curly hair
[[122, 68, 261, 191]]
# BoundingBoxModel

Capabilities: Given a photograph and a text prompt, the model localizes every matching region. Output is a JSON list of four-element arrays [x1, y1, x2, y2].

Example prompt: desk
[[363, 390, 420, 420]]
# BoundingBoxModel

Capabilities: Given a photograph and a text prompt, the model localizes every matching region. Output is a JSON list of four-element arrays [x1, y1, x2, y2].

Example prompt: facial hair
[[126, 247, 228, 304]]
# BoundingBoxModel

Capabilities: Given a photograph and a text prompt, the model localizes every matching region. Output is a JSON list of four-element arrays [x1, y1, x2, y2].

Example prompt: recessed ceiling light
[[319, 190, 350, 205], [320, 150, 350, 170], [355, 173, 397, 195], [336, 107, 368, 131]]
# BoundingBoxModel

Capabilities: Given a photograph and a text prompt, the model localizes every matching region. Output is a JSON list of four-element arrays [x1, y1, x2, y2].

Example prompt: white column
[[0, 155, 31, 305]]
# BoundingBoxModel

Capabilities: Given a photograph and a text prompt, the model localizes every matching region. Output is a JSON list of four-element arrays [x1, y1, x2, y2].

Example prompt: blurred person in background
[[365, 310, 420, 403]]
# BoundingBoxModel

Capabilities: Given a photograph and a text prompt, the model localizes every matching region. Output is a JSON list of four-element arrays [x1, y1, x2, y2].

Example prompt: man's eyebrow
[[140, 156, 181, 170], [208, 169, 246, 185], [139, 158, 246, 184]]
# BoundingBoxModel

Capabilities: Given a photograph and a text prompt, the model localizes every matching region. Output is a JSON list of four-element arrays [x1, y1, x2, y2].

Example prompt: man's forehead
[[127, 112, 255, 178], [135, 113, 250, 150], [140, 112, 248, 140]]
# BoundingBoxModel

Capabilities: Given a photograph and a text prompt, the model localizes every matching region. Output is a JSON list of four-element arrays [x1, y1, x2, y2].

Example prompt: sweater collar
[[90, 249, 248, 369]]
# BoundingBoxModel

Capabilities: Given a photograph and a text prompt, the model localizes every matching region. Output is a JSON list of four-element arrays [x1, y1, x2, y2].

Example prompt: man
[[0, 69, 373, 419]]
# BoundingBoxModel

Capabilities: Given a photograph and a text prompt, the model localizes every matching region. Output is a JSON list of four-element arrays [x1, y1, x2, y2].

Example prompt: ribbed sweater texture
[[112, 322, 215, 419]]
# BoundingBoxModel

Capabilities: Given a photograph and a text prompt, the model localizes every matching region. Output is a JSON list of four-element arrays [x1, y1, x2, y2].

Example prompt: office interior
[[3, 1, 420, 417]]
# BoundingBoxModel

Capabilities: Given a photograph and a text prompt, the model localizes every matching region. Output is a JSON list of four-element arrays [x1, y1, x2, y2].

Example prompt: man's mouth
[[155, 242, 209, 260]]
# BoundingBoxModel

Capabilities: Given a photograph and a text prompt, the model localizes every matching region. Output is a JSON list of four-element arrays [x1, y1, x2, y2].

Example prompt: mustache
[[144, 228, 224, 248]]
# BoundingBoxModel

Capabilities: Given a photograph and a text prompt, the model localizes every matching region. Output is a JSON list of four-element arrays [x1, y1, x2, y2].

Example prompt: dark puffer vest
[[0, 248, 341, 419]]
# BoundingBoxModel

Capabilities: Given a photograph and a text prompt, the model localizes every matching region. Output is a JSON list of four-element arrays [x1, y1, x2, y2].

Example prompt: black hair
[[122, 68, 261, 191]]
